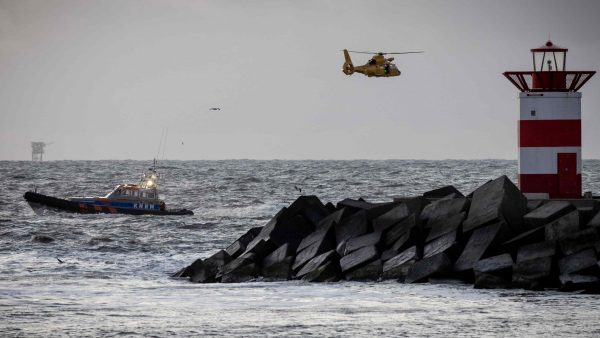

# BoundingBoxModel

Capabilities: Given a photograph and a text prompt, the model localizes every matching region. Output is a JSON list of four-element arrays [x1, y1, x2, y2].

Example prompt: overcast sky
[[1, 0, 599, 160]]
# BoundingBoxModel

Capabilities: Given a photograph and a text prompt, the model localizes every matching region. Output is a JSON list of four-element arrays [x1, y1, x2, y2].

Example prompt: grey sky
[[1, 0, 599, 160]]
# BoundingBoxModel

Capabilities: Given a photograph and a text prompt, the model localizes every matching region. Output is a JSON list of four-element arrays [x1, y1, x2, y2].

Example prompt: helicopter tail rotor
[[342, 49, 354, 75]]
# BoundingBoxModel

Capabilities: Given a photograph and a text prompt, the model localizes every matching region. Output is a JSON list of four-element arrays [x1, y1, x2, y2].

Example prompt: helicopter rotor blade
[[344, 50, 379, 54], [384, 52, 425, 55]]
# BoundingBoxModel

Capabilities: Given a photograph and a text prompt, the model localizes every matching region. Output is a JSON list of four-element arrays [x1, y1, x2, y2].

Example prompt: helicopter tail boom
[[342, 49, 354, 75]]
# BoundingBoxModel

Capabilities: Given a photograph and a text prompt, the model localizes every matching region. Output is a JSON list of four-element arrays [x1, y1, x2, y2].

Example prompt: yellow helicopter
[[342, 49, 423, 77]]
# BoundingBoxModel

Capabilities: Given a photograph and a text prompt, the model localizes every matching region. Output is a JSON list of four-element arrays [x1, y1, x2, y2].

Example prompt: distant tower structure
[[31, 142, 52, 161], [504, 41, 595, 199]]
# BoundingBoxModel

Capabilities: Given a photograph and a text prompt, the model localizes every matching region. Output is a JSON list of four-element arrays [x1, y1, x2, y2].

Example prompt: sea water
[[1, 160, 599, 337]]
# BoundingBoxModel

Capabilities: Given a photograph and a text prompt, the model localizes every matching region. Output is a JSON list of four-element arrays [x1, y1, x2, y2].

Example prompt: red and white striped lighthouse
[[504, 41, 595, 199]]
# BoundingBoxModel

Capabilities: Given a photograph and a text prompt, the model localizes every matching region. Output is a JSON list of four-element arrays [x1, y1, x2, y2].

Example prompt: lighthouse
[[504, 41, 595, 199]]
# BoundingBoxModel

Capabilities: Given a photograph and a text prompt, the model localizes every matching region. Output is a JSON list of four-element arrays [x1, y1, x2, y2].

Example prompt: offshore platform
[[31, 142, 52, 161]]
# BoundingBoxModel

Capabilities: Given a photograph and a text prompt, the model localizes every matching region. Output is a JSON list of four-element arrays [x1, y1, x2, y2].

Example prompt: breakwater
[[174, 175, 600, 292]]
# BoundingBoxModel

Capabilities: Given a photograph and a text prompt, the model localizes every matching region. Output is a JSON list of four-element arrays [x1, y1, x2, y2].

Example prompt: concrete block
[[473, 253, 513, 278], [247, 212, 313, 254], [292, 235, 335, 272], [393, 196, 430, 214], [262, 243, 293, 269], [524, 201, 576, 228], [405, 253, 452, 283], [454, 222, 507, 272], [587, 211, 600, 228], [315, 208, 350, 231], [344, 232, 382, 255], [423, 185, 464, 199], [527, 200, 544, 212], [421, 197, 469, 223], [339, 245, 379, 273], [502, 225, 546, 254], [336, 199, 399, 219], [297, 220, 335, 253], [372, 203, 410, 233], [262, 256, 293, 280], [219, 253, 259, 283], [559, 274, 600, 292], [244, 238, 277, 260], [335, 210, 370, 244], [382, 246, 418, 280], [286, 195, 331, 228], [558, 249, 598, 275], [512, 256, 554, 289], [559, 228, 600, 255], [225, 226, 263, 258], [516, 241, 556, 262], [344, 260, 382, 281], [463, 176, 528, 234], [189, 250, 233, 283], [545, 210, 580, 241], [425, 212, 465, 242], [302, 260, 341, 282], [382, 213, 419, 247], [423, 231, 460, 260], [474, 273, 511, 289], [295, 250, 339, 278]]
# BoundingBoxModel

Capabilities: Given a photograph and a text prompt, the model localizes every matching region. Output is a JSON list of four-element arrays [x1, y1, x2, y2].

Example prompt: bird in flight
[[209, 107, 221, 111]]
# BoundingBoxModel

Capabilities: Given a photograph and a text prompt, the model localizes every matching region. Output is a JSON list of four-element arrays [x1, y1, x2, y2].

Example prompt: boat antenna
[[161, 127, 168, 160]]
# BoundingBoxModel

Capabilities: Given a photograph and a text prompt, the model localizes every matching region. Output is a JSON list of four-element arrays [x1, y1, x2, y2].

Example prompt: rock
[[454, 222, 508, 273], [262, 243, 294, 279], [559, 228, 600, 255], [421, 198, 469, 223], [219, 253, 259, 283], [393, 196, 430, 214], [382, 213, 419, 247], [516, 241, 556, 262], [588, 211, 600, 228], [345, 260, 382, 281], [423, 231, 460, 260], [473, 253, 513, 279], [524, 201, 576, 229], [339, 245, 379, 273], [295, 250, 339, 278], [545, 210, 580, 241], [382, 246, 418, 280], [405, 253, 452, 283], [558, 249, 598, 275], [463, 176, 528, 234], [474, 273, 511, 289], [292, 234, 335, 272], [372, 203, 410, 233], [512, 256, 554, 289], [31, 234, 55, 243], [188, 259, 209, 283], [425, 212, 465, 242], [335, 240, 347, 256], [335, 210, 370, 244], [423, 185, 464, 199], [302, 261, 341, 282], [344, 232, 382, 255], [559, 274, 600, 292]]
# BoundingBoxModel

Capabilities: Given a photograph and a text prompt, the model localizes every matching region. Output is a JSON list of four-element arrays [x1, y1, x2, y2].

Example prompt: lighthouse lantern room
[[504, 41, 595, 199]]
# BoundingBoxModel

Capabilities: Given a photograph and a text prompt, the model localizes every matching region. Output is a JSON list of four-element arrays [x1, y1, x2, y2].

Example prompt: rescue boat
[[24, 162, 193, 215]]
